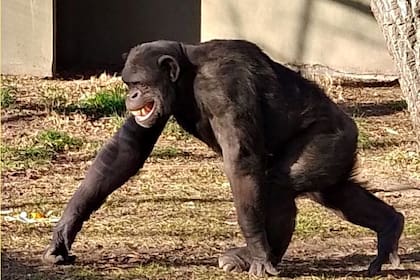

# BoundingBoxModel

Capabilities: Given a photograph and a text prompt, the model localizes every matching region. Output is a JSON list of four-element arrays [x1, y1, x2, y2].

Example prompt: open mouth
[[130, 101, 155, 122]]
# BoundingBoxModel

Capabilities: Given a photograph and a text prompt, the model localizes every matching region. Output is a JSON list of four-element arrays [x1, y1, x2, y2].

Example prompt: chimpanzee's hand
[[42, 219, 80, 265], [42, 241, 75, 265], [249, 258, 280, 277]]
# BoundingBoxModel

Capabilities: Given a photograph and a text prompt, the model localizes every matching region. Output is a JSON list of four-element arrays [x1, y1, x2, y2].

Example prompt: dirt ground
[[1, 74, 419, 280]]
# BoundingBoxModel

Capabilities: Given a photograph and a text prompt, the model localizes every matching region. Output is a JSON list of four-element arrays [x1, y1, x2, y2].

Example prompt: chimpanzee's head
[[122, 41, 182, 128]]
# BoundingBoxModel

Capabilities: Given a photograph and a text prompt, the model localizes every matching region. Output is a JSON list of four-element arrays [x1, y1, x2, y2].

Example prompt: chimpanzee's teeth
[[131, 108, 151, 117], [131, 102, 155, 120]]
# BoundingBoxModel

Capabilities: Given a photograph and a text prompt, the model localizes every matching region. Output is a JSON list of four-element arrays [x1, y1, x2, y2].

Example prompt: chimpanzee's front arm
[[43, 116, 167, 264]]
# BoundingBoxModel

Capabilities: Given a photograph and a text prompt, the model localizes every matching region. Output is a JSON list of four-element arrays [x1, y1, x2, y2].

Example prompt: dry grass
[[1, 74, 419, 280]]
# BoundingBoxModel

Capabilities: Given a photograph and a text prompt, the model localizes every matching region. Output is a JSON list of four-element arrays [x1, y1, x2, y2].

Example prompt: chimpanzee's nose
[[129, 90, 140, 100]]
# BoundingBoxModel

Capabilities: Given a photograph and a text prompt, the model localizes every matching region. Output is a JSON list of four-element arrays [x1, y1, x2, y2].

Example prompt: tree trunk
[[287, 63, 399, 87], [371, 0, 420, 144]]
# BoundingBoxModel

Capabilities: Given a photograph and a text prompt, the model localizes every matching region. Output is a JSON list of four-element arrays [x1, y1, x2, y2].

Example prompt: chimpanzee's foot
[[249, 258, 280, 277], [219, 246, 279, 277], [42, 243, 75, 265], [368, 212, 404, 276], [218, 247, 251, 273]]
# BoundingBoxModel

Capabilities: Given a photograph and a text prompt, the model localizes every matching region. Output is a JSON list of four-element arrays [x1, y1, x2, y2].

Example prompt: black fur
[[43, 40, 404, 277]]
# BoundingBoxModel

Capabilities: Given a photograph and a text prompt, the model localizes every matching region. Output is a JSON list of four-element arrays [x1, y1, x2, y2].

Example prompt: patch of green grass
[[357, 127, 373, 149], [388, 100, 407, 111], [110, 263, 173, 279], [384, 150, 420, 167], [295, 199, 369, 238], [0, 85, 17, 108], [355, 118, 396, 149], [162, 118, 191, 140], [38, 85, 127, 118], [151, 146, 186, 159], [405, 219, 420, 237], [1, 144, 52, 170], [77, 86, 126, 118], [68, 267, 103, 280], [1, 130, 82, 170], [41, 87, 69, 111], [36, 129, 83, 153], [355, 119, 374, 149]]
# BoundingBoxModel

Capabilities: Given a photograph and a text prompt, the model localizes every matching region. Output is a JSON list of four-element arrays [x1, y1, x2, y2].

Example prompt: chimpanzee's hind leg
[[307, 179, 404, 276], [265, 189, 297, 265]]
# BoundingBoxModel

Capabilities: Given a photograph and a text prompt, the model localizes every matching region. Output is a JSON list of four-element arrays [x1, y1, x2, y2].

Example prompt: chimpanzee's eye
[[125, 81, 142, 88]]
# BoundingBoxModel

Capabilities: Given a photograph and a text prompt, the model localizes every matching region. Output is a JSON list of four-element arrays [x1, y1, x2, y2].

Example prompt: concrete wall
[[1, 0, 54, 76], [56, 0, 201, 72], [201, 0, 395, 73], [1, 0, 395, 75]]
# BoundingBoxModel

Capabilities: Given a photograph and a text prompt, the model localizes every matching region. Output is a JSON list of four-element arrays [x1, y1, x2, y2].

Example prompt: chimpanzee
[[43, 40, 404, 277]]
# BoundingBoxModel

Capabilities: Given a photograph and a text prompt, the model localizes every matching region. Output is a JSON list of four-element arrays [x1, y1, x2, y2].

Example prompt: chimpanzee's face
[[122, 43, 180, 128]]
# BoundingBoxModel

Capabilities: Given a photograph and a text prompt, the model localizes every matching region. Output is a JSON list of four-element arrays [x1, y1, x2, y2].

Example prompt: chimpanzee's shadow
[[84, 250, 420, 278], [278, 251, 420, 278]]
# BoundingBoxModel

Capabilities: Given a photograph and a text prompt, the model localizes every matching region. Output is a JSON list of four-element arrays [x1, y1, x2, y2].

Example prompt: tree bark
[[371, 0, 420, 144]]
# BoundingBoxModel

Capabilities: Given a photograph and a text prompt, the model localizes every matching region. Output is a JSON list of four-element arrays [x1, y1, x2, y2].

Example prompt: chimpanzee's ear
[[158, 55, 180, 82], [121, 52, 129, 62]]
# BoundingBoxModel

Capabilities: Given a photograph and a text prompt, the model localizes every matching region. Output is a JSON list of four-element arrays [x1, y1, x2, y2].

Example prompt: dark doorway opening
[[55, 0, 201, 77]]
